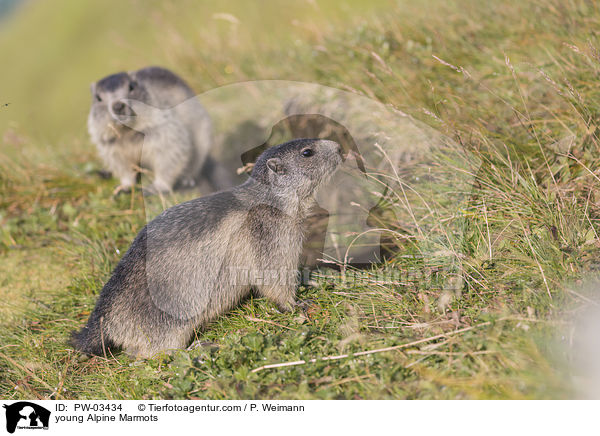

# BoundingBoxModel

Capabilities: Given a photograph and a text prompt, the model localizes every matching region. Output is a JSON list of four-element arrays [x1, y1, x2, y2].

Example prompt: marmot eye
[[95, 94, 102, 102], [128, 82, 136, 92], [301, 149, 314, 157]]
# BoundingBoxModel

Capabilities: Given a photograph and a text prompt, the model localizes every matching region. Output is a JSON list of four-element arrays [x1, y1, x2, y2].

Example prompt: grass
[[2, 0, 600, 399]]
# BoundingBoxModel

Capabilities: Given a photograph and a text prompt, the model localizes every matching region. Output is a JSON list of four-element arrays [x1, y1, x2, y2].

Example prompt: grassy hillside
[[0, 0, 389, 149], [1, 0, 600, 399]]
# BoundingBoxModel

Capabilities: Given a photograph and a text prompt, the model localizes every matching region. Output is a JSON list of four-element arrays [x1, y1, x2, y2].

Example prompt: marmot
[[88, 66, 220, 194], [72, 138, 343, 358], [237, 114, 365, 269]]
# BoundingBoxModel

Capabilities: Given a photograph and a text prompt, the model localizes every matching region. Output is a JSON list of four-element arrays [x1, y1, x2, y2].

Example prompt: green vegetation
[[2, 0, 600, 399]]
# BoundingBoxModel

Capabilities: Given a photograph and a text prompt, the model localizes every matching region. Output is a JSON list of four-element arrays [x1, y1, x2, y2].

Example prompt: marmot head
[[250, 138, 343, 199], [88, 71, 150, 133]]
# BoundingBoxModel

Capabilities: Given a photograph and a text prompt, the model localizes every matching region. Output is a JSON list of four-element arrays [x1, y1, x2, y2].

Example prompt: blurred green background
[[0, 0, 390, 155]]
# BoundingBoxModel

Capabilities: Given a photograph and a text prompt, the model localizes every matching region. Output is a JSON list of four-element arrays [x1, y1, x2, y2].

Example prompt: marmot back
[[72, 139, 343, 358], [87, 66, 222, 194]]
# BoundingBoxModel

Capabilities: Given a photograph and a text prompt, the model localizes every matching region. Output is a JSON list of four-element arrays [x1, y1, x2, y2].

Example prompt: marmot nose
[[320, 139, 342, 154], [329, 141, 343, 157], [112, 101, 126, 114]]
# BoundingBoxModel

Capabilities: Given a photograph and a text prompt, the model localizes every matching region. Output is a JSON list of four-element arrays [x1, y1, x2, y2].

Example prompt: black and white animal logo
[[3, 402, 50, 434]]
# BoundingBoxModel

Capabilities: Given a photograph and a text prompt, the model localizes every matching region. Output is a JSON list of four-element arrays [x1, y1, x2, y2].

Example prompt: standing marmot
[[72, 139, 343, 358], [88, 66, 217, 194]]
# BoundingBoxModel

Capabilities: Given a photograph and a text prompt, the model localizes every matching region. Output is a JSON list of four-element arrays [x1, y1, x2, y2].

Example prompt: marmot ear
[[90, 82, 96, 95], [266, 157, 285, 175]]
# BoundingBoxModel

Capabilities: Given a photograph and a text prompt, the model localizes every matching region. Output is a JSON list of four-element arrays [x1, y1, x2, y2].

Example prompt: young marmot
[[72, 138, 343, 358], [88, 66, 217, 194]]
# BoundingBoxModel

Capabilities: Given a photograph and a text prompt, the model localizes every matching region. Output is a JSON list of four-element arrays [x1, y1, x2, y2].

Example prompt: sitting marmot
[[72, 138, 343, 358], [88, 66, 225, 194]]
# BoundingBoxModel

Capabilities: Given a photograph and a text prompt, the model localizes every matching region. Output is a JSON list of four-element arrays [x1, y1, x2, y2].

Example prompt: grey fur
[[72, 139, 343, 358], [87, 66, 215, 193]]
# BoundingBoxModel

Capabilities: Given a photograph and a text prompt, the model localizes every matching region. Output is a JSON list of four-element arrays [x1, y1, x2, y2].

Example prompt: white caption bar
[[0, 400, 597, 436]]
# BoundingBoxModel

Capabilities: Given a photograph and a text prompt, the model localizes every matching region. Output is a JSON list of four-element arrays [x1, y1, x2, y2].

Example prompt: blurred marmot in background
[[88, 66, 230, 194]]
